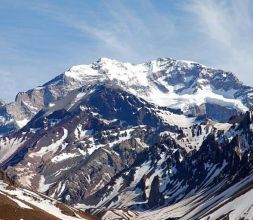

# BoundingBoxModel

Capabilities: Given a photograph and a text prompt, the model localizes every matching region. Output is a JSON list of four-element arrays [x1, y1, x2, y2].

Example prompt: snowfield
[[42, 57, 250, 116]]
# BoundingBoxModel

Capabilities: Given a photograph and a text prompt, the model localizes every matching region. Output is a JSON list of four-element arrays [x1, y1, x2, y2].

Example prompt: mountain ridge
[[0, 57, 252, 137]]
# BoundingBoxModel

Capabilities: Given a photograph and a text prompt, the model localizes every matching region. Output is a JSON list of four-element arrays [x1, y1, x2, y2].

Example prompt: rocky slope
[[0, 85, 172, 200], [0, 170, 97, 220], [1, 57, 253, 220]]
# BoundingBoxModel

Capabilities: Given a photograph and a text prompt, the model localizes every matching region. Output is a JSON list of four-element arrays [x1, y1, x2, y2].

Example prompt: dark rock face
[[205, 103, 239, 122], [85, 85, 162, 127], [148, 176, 164, 208], [186, 103, 240, 122], [0, 105, 16, 136], [0, 169, 14, 185]]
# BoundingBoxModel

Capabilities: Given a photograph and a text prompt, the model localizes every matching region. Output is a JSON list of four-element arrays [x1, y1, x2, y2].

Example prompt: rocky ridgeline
[[1, 57, 253, 136]]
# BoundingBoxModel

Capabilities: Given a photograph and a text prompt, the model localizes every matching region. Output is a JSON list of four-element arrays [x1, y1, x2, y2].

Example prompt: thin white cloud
[[23, 0, 176, 62], [186, 0, 253, 83]]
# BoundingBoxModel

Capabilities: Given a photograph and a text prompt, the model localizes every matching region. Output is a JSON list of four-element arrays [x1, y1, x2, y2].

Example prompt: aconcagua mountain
[[1, 57, 253, 137], [1, 57, 253, 220]]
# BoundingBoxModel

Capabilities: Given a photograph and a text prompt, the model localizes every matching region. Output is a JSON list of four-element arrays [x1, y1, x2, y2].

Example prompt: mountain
[[1, 57, 253, 220], [1, 57, 253, 137]]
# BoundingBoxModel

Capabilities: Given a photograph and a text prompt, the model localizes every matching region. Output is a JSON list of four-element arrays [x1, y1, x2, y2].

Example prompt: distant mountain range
[[1, 58, 253, 220]]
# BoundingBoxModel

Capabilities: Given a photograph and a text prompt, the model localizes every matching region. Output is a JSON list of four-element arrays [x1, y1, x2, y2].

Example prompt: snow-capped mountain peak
[[60, 58, 250, 113], [0, 57, 252, 137]]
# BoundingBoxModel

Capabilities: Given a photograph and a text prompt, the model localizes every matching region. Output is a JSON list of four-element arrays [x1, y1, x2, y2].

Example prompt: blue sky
[[1, 0, 253, 102]]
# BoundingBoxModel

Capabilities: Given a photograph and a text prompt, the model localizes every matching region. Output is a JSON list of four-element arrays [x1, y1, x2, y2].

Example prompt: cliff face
[[148, 176, 165, 208]]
